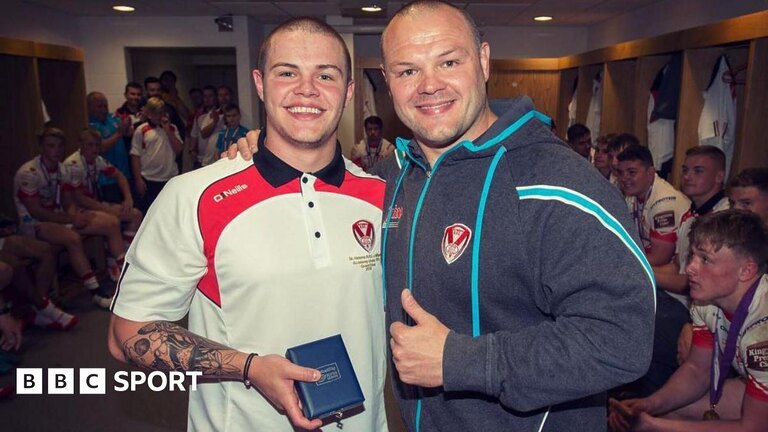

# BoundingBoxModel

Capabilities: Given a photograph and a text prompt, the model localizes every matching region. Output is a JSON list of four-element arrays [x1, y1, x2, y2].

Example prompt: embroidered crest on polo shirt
[[747, 341, 768, 371], [352, 220, 375, 253], [442, 223, 472, 264]]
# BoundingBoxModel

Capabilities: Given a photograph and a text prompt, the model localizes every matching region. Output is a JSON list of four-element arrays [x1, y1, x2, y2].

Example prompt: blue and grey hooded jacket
[[382, 97, 656, 432]]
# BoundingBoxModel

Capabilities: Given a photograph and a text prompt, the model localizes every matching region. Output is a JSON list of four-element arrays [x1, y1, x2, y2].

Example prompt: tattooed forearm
[[122, 321, 241, 378]]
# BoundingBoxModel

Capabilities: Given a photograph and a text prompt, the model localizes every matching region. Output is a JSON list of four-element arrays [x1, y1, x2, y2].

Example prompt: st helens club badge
[[442, 223, 472, 264], [352, 220, 375, 253]]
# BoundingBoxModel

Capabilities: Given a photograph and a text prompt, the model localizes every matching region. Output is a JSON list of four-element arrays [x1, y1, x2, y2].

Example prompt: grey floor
[[0, 288, 406, 432]]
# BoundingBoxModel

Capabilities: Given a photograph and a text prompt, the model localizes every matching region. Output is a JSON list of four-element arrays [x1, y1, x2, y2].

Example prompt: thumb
[[286, 363, 321, 383], [401, 288, 431, 325]]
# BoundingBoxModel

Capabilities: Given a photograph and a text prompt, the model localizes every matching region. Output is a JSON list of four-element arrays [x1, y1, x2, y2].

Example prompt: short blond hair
[[144, 97, 165, 115]]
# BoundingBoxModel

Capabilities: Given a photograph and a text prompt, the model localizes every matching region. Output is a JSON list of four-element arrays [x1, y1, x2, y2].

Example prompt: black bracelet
[[243, 353, 258, 388]]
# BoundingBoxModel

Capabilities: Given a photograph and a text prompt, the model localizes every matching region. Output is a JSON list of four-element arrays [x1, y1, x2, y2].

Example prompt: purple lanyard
[[709, 277, 761, 407]]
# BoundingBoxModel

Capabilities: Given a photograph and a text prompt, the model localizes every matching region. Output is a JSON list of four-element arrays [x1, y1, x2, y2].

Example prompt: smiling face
[[616, 159, 656, 198], [382, 5, 493, 155], [253, 29, 353, 151]]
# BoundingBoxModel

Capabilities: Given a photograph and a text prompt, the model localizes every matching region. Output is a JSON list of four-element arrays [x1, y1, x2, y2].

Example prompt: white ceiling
[[25, 0, 663, 26]]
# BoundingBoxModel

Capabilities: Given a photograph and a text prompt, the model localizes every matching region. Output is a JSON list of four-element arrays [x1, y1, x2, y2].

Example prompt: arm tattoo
[[122, 321, 240, 377]]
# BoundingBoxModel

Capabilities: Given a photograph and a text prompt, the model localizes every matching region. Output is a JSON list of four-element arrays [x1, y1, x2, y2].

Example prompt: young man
[[608, 209, 768, 432], [566, 123, 592, 159], [189, 85, 223, 168], [617, 144, 691, 266], [14, 128, 118, 309], [234, 2, 654, 430], [608, 133, 640, 188], [655, 146, 730, 305], [619, 146, 728, 400], [728, 167, 768, 225], [215, 103, 248, 156], [115, 82, 143, 131], [593, 134, 616, 179], [350, 115, 395, 172], [129, 97, 182, 215], [65, 128, 142, 247], [109, 18, 387, 432]]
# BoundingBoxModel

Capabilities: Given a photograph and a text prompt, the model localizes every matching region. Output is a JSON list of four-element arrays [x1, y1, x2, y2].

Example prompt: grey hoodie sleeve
[[442, 194, 655, 412]]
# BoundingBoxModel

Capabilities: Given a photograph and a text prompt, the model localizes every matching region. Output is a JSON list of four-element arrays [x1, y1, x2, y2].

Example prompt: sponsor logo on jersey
[[385, 205, 403, 229], [352, 219, 375, 253], [213, 184, 248, 203], [653, 210, 675, 229], [747, 341, 768, 371], [442, 223, 472, 264]]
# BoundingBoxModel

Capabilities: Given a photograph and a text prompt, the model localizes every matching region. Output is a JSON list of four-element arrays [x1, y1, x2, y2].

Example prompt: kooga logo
[[214, 184, 248, 202]]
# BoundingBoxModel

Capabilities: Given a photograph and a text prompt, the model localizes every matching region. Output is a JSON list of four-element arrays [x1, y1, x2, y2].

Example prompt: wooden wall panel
[[556, 68, 578, 140], [633, 55, 672, 144], [37, 59, 88, 155], [0, 55, 43, 220], [559, 10, 768, 69], [487, 69, 560, 120], [575, 64, 603, 125], [734, 38, 768, 174], [723, 46, 750, 180], [602, 59, 637, 137], [672, 48, 726, 187]]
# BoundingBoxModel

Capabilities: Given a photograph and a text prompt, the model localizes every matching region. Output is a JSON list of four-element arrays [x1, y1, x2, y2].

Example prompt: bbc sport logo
[[16, 368, 202, 394]]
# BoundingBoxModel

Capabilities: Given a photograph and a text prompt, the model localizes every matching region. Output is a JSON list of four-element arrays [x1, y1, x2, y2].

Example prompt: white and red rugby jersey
[[692, 275, 768, 403], [64, 150, 118, 198], [113, 139, 388, 432]]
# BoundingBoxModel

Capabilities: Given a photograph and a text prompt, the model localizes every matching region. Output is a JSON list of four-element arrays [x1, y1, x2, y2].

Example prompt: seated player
[[14, 127, 119, 308], [608, 209, 768, 432], [728, 167, 768, 226], [65, 128, 143, 247]]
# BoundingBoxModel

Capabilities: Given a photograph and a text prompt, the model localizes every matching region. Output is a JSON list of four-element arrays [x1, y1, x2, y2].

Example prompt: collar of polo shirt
[[253, 130, 345, 188]]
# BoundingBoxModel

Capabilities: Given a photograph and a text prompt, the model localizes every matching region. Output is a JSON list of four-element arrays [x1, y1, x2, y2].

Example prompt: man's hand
[[390, 289, 449, 388], [117, 117, 130, 135], [135, 178, 147, 198], [0, 313, 22, 351], [608, 398, 654, 432], [70, 208, 91, 230], [248, 354, 323, 430], [210, 109, 220, 123], [223, 129, 260, 160]]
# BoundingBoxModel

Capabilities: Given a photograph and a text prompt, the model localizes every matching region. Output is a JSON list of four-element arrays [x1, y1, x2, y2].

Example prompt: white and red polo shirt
[[130, 122, 181, 182], [112, 135, 388, 431], [691, 275, 768, 403]]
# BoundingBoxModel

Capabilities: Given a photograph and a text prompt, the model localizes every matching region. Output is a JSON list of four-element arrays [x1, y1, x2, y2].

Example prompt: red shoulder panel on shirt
[[196, 166, 294, 307]]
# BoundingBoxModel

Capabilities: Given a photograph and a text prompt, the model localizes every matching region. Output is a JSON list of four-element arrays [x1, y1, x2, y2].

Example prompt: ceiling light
[[361, 5, 382, 12], [112, 5, 135, 12], [533, 16, 553, 22]]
